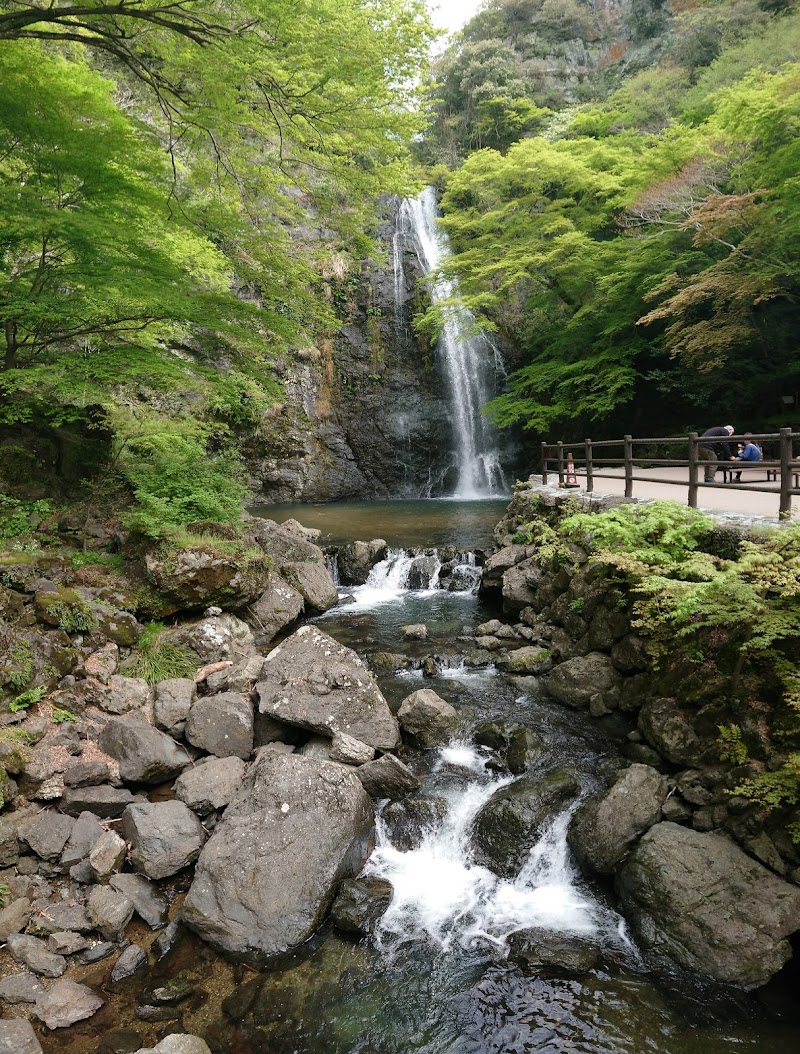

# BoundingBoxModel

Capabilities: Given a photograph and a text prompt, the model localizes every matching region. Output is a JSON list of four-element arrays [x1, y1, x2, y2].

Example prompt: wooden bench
[[720, 465, 799, 485]]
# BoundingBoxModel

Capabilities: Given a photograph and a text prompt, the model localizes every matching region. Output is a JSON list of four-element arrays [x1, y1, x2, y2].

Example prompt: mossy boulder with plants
[[142, 529, 271, 617], [34, 587, 98, 633], [0, 765, 16, 810], [0, 624, 77, 708]]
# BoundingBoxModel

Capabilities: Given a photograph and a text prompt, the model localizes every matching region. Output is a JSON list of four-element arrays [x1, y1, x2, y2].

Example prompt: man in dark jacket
[[698, 425, 735, 482]]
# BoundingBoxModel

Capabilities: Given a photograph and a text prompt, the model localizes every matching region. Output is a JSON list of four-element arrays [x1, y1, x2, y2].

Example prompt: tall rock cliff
[[245, 196, 516, 504]]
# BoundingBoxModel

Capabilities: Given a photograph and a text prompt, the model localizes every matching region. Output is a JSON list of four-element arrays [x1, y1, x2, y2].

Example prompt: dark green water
[[248, 498, 510, 550]]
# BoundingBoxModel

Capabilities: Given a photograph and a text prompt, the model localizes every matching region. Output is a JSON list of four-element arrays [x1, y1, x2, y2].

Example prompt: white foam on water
[[365, 743, 626, 956]]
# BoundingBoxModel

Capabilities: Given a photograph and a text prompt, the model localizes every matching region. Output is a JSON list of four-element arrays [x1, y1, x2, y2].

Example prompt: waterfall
[[397, 187, 509, 499], [330, 547, 482, 611]]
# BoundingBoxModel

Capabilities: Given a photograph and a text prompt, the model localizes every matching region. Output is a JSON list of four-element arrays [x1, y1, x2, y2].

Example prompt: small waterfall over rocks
[[396, 187, 509, 499], [327, 545, 483, 607]]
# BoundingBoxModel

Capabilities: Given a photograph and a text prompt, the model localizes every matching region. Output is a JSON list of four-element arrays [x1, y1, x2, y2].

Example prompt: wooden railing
[[541, 429, 800, 520]]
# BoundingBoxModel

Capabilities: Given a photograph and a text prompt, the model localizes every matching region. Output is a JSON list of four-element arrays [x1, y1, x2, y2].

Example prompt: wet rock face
[[255, 626, 400, 751], [330, 876, 393, 936], [471, 768, 581, 878], [508, 929, 602, 976], [616, 822, 800, 988], [183, 751, 375, 960], [244, 196, 500, 504]]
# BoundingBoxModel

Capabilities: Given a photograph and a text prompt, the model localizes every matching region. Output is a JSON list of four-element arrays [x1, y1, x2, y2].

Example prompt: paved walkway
[[558, 466, 798, 523]]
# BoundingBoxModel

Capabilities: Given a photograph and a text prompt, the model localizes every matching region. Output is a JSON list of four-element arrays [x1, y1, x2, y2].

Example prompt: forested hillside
[[424, 0, 800, 440], [0, 0, 433, 532]]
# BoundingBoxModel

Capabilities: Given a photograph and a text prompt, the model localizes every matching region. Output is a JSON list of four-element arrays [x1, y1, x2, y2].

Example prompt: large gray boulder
[[246, 576, 304, 643], [336, 540, 388, 585], [545, 653, 623, 709], [185, 692, 253, 760], [20, 811, 75, 862], [121, 801, 205, 880], [356, 754, 420, 801], [616, 822, 800, 988], [163, 614, 256, 665], [255, 626, 399, 751], [154, 678, 196, 735], [568, 764, 668, 875], [98, 713, 191, 784], [638, 698, 701, 766], [247, 517, 326, 566], [501, 560, 542, 615], [34, 978, 103, 1029], [397, 688, 458, 747], [183, 751, 374, 960], [0, 1020, 44, 1054], [174, 756, 246, 815], [280, 561, 338, 613], [144, 543, 270, 616], [472, 768, 581, 878]]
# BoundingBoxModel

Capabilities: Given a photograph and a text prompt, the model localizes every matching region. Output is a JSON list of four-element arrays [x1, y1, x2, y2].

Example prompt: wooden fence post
[[585, 438, 593, 493], [557, 441, 564, 487], [541, 441, 548, 485], [623, 435, 633, 498], [780, 426, 792, 521], [688, 432, 698, 509]]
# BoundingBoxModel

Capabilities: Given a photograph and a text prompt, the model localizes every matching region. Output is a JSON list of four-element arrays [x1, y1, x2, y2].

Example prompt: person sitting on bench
[[732, 434, 762, 480]]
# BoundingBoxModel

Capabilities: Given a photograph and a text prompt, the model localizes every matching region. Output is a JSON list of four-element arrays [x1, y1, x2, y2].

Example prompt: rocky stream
[[1, 495, 800, 1054]]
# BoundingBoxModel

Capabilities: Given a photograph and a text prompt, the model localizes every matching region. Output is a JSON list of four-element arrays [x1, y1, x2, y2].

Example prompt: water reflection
[[249, 499, 510, 549]]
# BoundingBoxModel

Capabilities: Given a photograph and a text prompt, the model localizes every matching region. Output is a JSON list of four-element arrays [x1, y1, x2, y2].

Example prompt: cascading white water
[[334, 547, 481, 610], [365, 743, 629, 956], [396, 187, 508, 499]]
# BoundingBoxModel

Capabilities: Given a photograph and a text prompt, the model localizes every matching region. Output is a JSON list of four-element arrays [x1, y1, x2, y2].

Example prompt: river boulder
[[255, 626, 400, 750], [637, 698, 701, 766], [185, 691, 254, 760], [397, 688, 458, 747], [568, 764, 668, 875], [472, 768, 581, 878], [143, 544, 270, 616], [279, 561, 338, 613], [545, 652, 623, 709], [616, 822, 800, 988], [121, 801, 205, 880], [98, 713, 191, 784], [183, 751, 375, 960], [246, 576, 305, 644], [337, 540, 388, 585]]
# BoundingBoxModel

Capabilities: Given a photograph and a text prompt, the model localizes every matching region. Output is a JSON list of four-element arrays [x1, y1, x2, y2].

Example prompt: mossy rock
[[0, 728, 31, 774], [34, 587, 97, 633], [0, 624, 78, 700], [0, 765, 16, 809]]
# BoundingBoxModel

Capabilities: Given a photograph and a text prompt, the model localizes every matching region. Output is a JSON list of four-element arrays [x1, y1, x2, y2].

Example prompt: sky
[[427, 0, 485, 34]]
